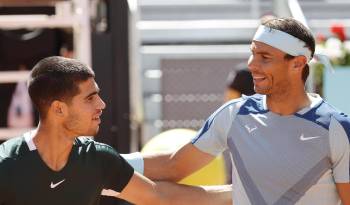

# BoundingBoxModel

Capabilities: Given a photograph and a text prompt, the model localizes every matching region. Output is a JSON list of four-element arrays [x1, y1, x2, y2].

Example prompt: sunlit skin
[[63, 78, 106, 137], [248, 40, 310, 115], [32, 77, 106, 171], [248, 41, 293, 95]]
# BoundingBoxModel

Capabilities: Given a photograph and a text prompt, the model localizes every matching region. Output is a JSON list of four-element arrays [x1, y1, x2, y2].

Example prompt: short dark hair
[[28, 56, 95, 118], [262, 17, 315, 83]]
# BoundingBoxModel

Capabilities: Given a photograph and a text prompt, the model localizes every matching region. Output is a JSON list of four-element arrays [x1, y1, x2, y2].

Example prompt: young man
[[0, 56, 231, 205], [129, 17, 350, 205]]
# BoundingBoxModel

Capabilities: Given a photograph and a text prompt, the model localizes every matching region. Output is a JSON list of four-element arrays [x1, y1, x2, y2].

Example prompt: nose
[[247, 54, 258, 72], [97, 95, 106, 110]]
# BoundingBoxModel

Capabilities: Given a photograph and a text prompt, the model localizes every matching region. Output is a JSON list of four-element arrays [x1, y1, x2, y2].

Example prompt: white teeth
[[253, 76, 265, 80]]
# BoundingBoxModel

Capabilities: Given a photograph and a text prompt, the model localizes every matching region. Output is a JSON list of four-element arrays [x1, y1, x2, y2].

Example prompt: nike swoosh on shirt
[[50, 179, 65, 189], [300, 134, 322, 141]]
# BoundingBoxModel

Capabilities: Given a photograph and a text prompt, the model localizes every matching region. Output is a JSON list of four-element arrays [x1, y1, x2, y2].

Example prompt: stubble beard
[[64, 114, 98, 137], [266, 79, 291, 100]]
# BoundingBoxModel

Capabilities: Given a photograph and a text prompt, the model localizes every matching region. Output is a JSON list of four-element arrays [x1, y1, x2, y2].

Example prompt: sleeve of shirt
[[191, 99, 243, 156], [329, 116, 350, 183], [99, 144, 135, 192]]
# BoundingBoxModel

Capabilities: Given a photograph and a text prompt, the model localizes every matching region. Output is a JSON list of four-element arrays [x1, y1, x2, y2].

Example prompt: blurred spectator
[[7, 65, 34, 128], [59, 29, 74, 58], [224, 68, 255, 102]]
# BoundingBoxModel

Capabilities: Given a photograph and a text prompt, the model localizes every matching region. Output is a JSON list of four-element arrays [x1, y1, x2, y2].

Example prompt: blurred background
[[0, 0, 350, 203]]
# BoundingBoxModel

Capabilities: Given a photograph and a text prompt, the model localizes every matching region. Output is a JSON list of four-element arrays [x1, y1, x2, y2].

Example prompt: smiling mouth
[[92, 116, 101, 124], [253, 76, 266, 83], [93, 111, 103, 121]]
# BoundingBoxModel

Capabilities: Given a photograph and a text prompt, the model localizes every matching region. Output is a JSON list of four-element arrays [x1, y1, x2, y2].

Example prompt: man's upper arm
[[117, 172, 165, 205], [144, 100, 240, 181], [191, 100, 239, 156], [98, 143, 134, 192]]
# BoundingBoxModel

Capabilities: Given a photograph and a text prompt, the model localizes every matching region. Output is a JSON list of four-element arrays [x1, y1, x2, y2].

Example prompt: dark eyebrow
[[250, 47, 272, 56], [84, 88, 100, 99], [256, 51, 273, 56]]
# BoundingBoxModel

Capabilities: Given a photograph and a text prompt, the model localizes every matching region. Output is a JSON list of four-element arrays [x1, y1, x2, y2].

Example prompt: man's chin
[[84, 127, 99, 137], [254, 87, 271, 95], [255, 90, 268, 95]]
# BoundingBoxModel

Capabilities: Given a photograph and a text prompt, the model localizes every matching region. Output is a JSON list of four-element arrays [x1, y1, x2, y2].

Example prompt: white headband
[[253, 25, 312, 62], [253, 25, 334, 73]]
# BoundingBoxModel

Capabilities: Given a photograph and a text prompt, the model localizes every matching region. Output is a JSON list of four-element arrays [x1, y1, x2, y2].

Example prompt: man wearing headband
[[124, 17, 350, 205]]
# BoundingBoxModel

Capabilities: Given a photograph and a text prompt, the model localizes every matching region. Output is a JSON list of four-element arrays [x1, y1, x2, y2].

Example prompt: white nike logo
[[300, 134, 322, 141], [245, 125, 257, 133], [50, 179, 65, 189]]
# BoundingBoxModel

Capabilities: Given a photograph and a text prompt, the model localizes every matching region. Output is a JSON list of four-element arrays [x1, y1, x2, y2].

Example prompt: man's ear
[[50, 100, 68, 117], [293, 55, 307, 70]]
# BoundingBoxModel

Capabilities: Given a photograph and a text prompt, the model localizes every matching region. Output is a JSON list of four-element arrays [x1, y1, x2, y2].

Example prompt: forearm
[[115, 171, 232, 205], [143, 143, 215, 182], [154, 182, 232, 205], [123, 143, 216, 183], [143, 152, 181, 182], [122, 151, 190, 182]]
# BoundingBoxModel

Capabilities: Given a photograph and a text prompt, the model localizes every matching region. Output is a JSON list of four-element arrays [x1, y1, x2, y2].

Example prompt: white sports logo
[[50, 179, 65, 189], [300, 134, 322, 141]]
